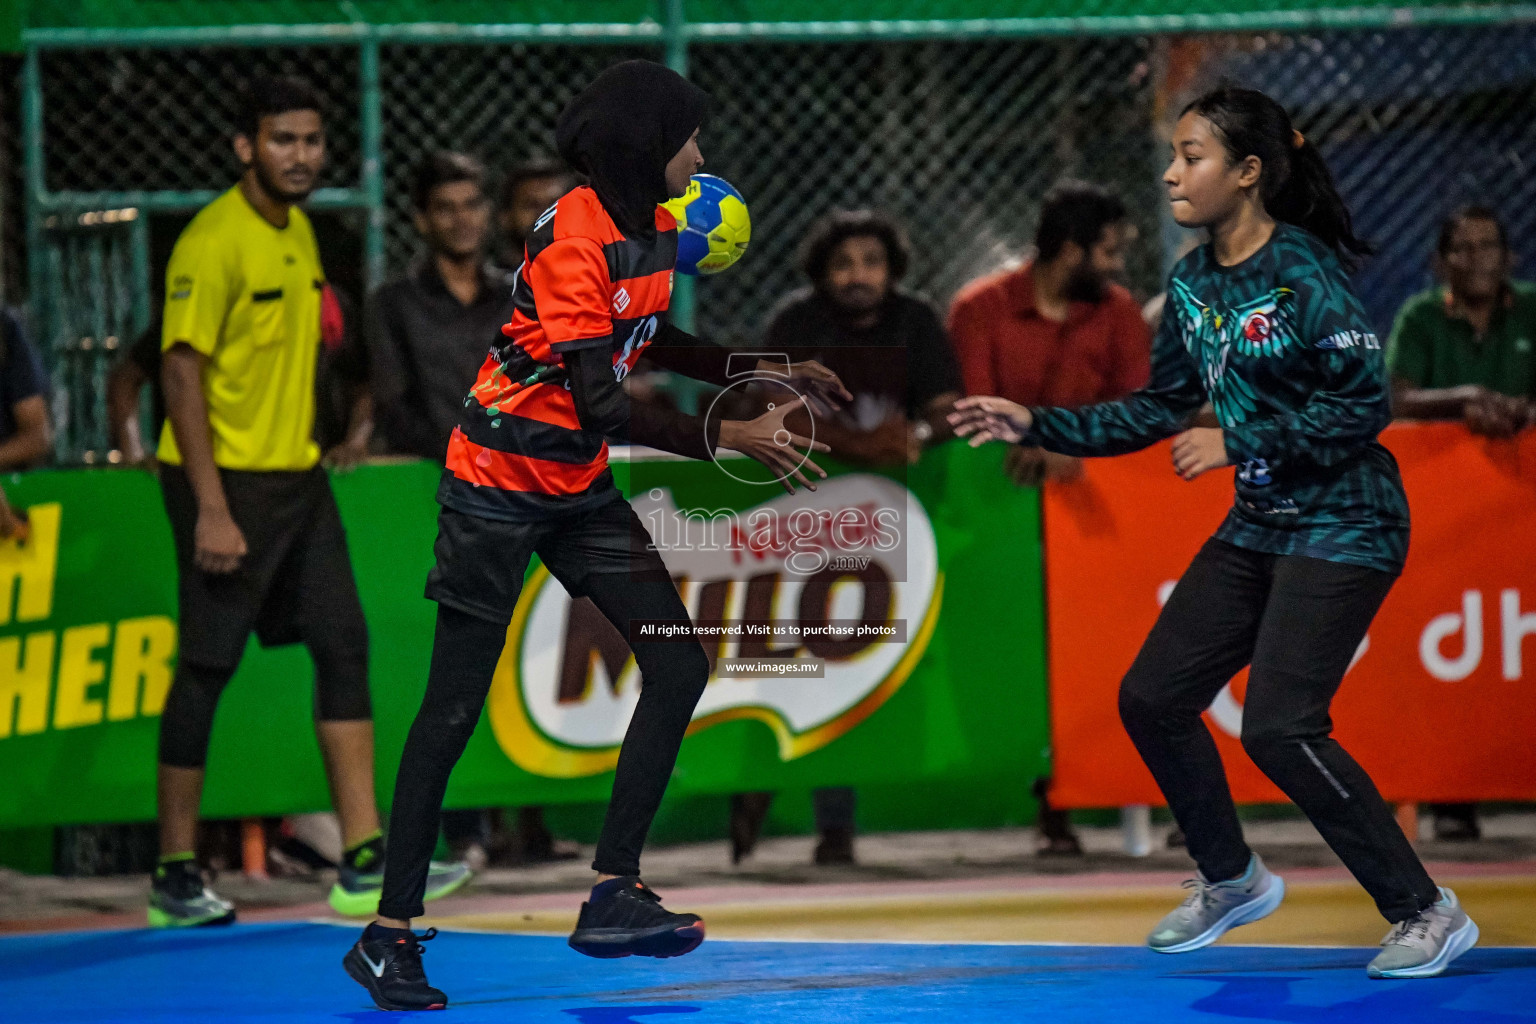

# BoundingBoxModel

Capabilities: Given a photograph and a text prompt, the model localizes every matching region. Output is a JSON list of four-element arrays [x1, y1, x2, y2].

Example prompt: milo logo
[[485, 476, 942, 778]]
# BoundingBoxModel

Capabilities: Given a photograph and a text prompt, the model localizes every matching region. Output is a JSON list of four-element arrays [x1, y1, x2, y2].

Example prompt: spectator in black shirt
[[0, 309, 49, 539], [369, 152, 575, 867], [731, 212, 963, 867], [0, 309, 53, 471], [368, 153, 518, 463], [762, 210, 962, 467]]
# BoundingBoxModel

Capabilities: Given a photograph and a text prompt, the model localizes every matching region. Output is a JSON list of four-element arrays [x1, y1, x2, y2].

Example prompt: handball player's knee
[[1117, 676, 1159, 735], [1238, 719, 1290, 770], [677, 641, 710, 702]]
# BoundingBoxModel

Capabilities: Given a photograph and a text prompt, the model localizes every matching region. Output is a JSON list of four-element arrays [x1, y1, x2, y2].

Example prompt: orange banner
[[1043, 422, 1536, 808]]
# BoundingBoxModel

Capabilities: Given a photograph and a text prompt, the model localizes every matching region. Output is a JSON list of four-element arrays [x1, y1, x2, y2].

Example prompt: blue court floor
[[3, 922, 1532, 1023]]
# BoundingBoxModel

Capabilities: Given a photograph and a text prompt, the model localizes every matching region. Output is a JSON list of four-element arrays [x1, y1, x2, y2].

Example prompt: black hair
[[499, 157, 579, 210], [1182, 86, 1371, 266], [798, 210, 912, 286], [236, 74, 323, 142], [412, 151, 486, 211], [1035, 180, 1127, 261], [1436, 204, 1509, 257]]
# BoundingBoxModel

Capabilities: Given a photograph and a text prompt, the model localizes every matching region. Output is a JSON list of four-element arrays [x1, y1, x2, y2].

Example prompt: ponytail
[[1182, 87, 1372, 268]]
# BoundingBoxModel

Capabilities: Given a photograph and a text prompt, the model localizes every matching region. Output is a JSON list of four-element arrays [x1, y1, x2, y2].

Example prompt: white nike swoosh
[[359, 947, 386, 978]]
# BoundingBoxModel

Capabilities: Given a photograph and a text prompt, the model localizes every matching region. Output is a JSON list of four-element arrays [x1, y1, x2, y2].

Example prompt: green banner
[[0, 442, 1047, 829]]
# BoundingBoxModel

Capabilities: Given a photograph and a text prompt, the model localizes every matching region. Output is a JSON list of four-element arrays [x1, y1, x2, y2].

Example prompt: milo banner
[[0, 443, 1048, 827], [1043, 423, 1536, 808]]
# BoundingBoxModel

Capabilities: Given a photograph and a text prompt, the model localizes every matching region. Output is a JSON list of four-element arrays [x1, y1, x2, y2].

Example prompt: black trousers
[[378, 501, 708, 921], [1118, 538, 1438, 923]]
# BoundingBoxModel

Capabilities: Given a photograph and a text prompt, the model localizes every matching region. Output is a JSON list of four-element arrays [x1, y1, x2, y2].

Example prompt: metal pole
[[22, 46, 46, 340], [21, 5, 1536, 50], [128, 210, 151, 336], [359, 33, 386, 292], [663, 0, 696, 334]]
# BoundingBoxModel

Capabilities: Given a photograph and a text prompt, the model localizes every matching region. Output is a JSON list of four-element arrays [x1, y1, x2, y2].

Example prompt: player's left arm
[[1220, 262, 1392, 473], [644, 322, 851, 415]]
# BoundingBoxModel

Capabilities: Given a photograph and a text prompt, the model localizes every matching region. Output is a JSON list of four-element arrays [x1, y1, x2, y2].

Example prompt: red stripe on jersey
[[500, 316, 553, 363], [467, 353, 519, 409], [620, 269, 675, 319], [465, 357, 584, 430], [493, 381, 584, 430], [446, 427, 608, 495]]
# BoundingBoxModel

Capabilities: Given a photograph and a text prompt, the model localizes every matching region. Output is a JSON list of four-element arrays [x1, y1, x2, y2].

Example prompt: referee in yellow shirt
[[151, 75, 467, 927]]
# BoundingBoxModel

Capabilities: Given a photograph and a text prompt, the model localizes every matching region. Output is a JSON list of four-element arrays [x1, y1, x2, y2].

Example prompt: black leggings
[[158, 632, 372, 769], [1118, 537, 1438, 923], [379, 582, 709, 921]]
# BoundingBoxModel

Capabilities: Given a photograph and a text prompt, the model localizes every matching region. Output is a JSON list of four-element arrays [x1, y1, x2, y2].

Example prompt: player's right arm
[[533, 237, 829, 492], [949, 299, 1205, 456], [160, 230, 247, 574]]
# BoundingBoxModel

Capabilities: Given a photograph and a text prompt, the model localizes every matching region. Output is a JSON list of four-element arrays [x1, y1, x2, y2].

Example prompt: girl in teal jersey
[[951, 88, 1477, 979]]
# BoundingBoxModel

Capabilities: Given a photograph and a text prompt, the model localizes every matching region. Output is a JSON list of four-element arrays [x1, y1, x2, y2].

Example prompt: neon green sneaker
[[329, 858, 473, 917], [147, 859, 236, 928]]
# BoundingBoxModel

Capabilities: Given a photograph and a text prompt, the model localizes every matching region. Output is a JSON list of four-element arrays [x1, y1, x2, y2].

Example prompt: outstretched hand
[[775, 359, 854, 419], [719, 395, 831, 494], [1171, 427, 1231, 480], [947, 395, 1034, 446]]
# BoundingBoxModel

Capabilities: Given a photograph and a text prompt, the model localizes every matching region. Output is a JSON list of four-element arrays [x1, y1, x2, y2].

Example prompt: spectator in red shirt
[[949, 182, 1148, 857], [949, 181, 1150, 486]]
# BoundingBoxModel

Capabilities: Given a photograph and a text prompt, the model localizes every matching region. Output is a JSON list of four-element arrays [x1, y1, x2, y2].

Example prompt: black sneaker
[[343, 925, 448, 1011], [568, 878, 705, 959]]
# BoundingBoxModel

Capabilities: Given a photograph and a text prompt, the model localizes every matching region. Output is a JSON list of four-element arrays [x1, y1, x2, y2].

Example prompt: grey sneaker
[[1368, 887, 1479, 979], [1148, 853, 1285, 953], [329, 859, 473, 917], [147, 860, 236, 928]]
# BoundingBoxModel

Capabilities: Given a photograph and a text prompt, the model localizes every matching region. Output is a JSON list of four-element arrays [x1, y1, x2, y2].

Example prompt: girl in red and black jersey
[[344, 61, 850, 1012]]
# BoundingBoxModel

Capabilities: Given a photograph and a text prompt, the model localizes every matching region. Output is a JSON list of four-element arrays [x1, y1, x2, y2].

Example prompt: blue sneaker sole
[[1151, 875, 1286, 954]]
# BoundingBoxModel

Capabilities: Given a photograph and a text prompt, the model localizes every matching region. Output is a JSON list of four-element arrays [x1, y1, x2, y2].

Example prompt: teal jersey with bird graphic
[[1025, 223, 1409, 574]]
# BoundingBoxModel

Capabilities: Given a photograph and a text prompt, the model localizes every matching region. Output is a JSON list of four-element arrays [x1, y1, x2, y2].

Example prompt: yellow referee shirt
[[157, 186, 324, 471]]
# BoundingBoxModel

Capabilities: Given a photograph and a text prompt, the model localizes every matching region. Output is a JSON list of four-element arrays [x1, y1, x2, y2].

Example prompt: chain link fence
[[2, 55, 22, 303], [38, 46, 362, 195], [1174, 23, 1536, 334], [378, 42, 662, 272], [16, 17, 1536, 459]]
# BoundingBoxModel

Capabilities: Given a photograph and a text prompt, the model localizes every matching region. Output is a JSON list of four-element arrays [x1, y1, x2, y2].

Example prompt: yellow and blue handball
[[663, 174, 750, 275]]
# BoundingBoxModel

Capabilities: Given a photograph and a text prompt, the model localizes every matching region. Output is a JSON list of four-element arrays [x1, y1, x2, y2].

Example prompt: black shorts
[[160, 463, 368, 671], [425, 494, 671, 623]]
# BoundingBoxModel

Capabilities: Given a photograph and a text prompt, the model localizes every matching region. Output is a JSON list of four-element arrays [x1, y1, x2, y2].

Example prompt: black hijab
[[555, 60, 709, 238]]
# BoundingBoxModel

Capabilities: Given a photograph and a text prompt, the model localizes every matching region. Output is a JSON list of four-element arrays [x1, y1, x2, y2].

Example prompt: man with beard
[[763, 210, 963, 468], [733, 212, 962, 868], [949, 180, 1150, 488], [947, 180, 1147, 858], [151, 76, 469, 928]]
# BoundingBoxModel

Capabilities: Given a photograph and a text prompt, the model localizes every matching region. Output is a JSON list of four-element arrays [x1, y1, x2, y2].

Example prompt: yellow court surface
[[423, 871, 1536, 948]]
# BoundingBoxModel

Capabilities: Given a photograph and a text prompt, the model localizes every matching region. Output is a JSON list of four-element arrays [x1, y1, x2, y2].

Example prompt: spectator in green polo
[[1388, 205, 1536, 438], [1387, 204, 1534, 845]]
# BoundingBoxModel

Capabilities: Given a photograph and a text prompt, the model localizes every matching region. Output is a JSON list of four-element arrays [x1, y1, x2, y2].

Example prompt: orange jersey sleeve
[[525, 236, 613, 349]]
